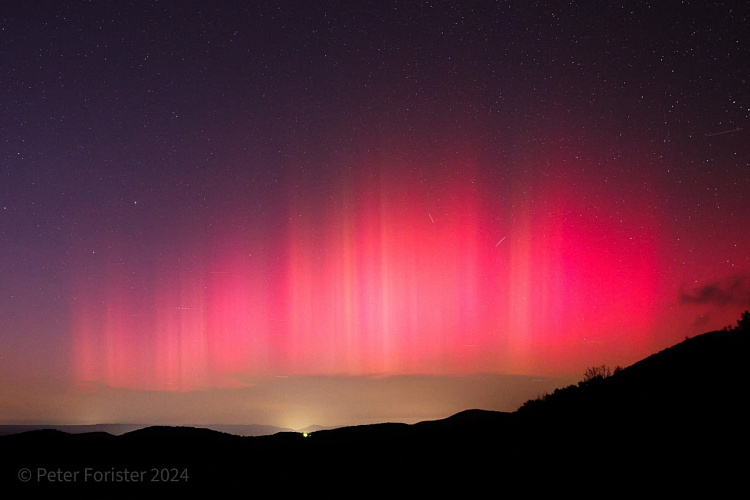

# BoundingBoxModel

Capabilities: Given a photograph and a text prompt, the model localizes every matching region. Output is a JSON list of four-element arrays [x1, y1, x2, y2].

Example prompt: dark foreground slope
[[514, 327, 749, 491], [2, 328, 747, 496]]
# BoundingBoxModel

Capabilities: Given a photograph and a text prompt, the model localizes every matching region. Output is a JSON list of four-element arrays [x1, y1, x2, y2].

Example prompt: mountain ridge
[[2, 324, 747, 495]]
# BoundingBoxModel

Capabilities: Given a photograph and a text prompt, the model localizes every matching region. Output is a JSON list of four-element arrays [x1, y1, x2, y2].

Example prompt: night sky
[[2, 1, 748, 429]]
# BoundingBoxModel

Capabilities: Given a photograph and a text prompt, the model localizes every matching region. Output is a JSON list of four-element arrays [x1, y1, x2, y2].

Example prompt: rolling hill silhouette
[[0, 423, 294, 437], [2, 324, 747, 496]]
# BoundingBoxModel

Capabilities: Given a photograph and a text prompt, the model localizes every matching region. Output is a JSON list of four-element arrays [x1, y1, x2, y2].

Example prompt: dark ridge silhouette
[[2, 319, 748, 495], [518, 326, 748, 423], [195, 423, 295, 436], [0, 424, 147, 437], [0, 423, 292, 438]]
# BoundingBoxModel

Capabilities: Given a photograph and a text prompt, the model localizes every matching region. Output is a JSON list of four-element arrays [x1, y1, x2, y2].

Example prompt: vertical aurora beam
[[279, 159, 504, 375]]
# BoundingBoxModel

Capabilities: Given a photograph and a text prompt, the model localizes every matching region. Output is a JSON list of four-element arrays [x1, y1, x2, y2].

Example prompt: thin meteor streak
[[428, 213, 435, 223], [705, 127, 743, 137], [495, 237, 506, 247]]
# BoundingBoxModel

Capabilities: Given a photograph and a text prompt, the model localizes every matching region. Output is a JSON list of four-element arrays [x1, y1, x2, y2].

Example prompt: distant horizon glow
[[0, 373, 575, 430]]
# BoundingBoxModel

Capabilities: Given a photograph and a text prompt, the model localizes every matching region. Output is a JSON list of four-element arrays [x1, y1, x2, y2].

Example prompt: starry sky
[[1, 1, 748, 429]]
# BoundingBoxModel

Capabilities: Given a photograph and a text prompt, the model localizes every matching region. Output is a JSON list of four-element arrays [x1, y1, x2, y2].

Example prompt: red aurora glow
[[72, 159, 660, 391]]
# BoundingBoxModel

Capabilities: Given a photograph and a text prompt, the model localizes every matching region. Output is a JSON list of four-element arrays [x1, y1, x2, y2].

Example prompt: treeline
[[518, 309, 749, 415]]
